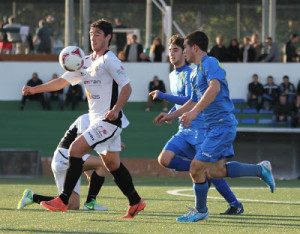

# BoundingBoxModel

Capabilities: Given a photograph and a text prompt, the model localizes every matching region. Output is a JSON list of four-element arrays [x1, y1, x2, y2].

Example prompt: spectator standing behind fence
[[44, 73, 64, 110], [145, 76, 168, 112], [208, 35, 228, 62], [262, 37, 281, 62], [239, 36, 256, 62], [65, 84, 83, 111], [149, 38, 165, 62], [20, 72, 45, 110], [247, 74, 264, 110], [279, 75, 296, 105], [0, 16, 12, 54], [33, 19, 53, 54], [3, 16, 22, 54], [226, 38, 239, 62], [262, 76, 280, 110], [113, 18, 127, 54], [285, 33, 299, 62], [272, 95, 292, 127], [251, 33, 263, 62], [124, 34, 143, 62]]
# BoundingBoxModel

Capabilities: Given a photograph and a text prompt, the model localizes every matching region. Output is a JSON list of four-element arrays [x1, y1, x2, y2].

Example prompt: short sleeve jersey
[[169, 64, 205, 138], [62, 51, 130, 127], [190, 55, 238, 127]]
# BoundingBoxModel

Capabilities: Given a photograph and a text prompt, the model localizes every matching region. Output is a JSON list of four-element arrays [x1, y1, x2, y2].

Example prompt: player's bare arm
[[22, 77, 69, 96], [180, 79, 220, 128], [153, 99, 196, 126], [104, 83, 132, 121]]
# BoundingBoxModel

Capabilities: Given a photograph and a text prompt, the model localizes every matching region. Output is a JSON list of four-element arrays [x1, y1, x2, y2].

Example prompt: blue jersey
[[169, 64, 205, 144], [190, 55, 238, 127]]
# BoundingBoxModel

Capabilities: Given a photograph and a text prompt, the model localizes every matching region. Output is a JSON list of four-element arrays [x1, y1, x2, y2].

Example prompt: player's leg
[[82, 155, 108, 210], [210, 178, 243, 215], [17, 189, 55, 209], [100, 151, 146, 218], [41, 139, 93, 212], [158, 134, 193, 171], [177, 158, 210, 222]]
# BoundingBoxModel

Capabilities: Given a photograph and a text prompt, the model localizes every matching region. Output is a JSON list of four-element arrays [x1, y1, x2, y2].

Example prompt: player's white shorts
[[51, 148, 90, 195], [83, 120, 122, 155]]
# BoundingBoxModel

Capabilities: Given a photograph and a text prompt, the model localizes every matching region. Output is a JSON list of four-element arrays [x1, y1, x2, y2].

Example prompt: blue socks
[[211, 178, 241, 207], [167, 157, 191, 171], [226, 161, 262, 178], [194, 181, 209, 213]]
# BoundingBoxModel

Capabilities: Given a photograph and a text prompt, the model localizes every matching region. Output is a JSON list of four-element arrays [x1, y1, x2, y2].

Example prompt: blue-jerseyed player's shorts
[[195, 125, 236, 162], [163, 130, 205, 160]]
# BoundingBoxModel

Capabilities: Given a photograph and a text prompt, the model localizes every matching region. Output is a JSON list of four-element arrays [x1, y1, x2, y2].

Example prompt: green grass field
[[0, 177, 299, 233]]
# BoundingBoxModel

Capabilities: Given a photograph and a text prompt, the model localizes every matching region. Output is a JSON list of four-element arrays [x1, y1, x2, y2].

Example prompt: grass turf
[[0, 177, 299, 233]]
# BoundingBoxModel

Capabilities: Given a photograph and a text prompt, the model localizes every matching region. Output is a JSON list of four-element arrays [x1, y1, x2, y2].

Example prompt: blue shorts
[[163, 131, 204, 160], [195, 125, 236, 162]]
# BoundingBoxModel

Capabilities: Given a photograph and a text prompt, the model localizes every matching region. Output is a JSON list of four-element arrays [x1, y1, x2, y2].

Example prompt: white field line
[[166, 188, 300, 204]]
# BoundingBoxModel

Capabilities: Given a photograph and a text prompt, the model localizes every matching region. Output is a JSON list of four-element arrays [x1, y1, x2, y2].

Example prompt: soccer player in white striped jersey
[[22, 19, 145, 218], [18, 114, 108, 211]]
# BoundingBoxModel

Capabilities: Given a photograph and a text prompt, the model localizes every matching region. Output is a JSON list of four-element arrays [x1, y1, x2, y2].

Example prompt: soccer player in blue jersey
[[150, 34, 243, 215], [154, 31, 275, 222]]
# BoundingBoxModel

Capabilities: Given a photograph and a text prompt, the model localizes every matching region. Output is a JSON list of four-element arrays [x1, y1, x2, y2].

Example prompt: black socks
[[111, 163, 141, 206], [33, 194, 54, 204], [86, 171, 105, 203], [59, 156, 83, 205]]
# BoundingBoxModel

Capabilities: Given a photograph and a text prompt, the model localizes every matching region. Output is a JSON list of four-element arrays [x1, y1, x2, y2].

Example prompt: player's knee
[[158, 155, 170, 168]]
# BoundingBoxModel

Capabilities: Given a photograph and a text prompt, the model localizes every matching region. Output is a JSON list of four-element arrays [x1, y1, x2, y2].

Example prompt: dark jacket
[[124, 43, 143, 62], [248, 82, 264, 96], [285, 40, 298, 62], [149, 80, 166, 93], [239, 45, 256, 62], [209, 45, 228, 62]]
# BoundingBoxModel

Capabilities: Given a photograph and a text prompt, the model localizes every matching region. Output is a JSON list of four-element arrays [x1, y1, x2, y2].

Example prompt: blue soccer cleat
[[259, 161, 276, 193], [177, 207, 209, 222]]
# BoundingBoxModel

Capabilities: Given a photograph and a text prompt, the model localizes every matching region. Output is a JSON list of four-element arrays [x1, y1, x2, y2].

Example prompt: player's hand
[[149, 90, 160, 100], [179, 110, 198, 128], [104, 109, 119, 121], [22, 85, 35, 96], [153, 112, 173, 126]]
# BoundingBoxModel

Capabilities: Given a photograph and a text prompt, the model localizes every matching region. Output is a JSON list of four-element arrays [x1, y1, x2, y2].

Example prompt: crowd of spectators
[[20, 72, 84, 111], [247, 74, 300, 127], [0, 15, 299, 63]]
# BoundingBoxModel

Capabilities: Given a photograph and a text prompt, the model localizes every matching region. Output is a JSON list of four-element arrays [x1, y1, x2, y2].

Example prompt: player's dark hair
[[90, 19, 113, 46], [185, 31, 208, 52], [169, 34, 184, 50]]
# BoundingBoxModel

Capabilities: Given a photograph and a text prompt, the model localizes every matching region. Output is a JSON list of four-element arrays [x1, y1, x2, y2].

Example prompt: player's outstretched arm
[[22, 77, 69, 96], [150, 90, 190, 105], [153, 99, 196, 126]]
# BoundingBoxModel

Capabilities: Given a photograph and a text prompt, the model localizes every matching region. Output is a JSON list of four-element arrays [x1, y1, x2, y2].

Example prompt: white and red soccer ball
[[59, 46, 85, 72], [46, 15, 55, 24]]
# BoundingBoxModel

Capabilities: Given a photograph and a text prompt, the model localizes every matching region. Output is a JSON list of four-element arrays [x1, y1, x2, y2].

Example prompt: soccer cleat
[[259, 161, 276, 193], [220, 204, 244, 215], [83, 199, 108, 211], [177, 207, 209, 222], [40, 197, 68, 213], [122, 199, 146, 218], [17, 189, 34, 209]]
